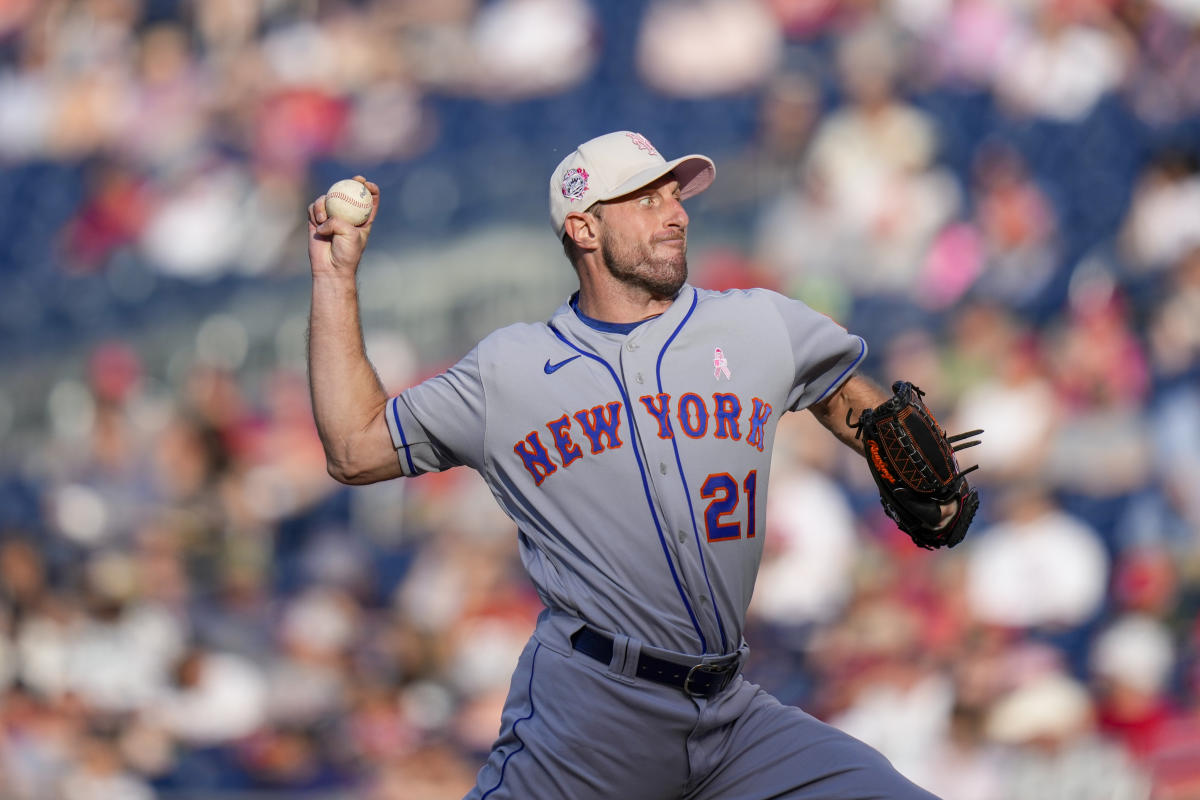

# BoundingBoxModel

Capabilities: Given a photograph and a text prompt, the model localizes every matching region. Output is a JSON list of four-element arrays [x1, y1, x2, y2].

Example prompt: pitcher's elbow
[[326, 455, 369, 485], [320, 418, 398, 485]]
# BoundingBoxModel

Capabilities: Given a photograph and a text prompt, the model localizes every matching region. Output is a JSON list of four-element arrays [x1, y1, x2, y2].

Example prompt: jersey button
[[635, 373, 644, 384], [659, 462, 668, 474], [677, 530, 687, 543], [626, 341, 637, 352]]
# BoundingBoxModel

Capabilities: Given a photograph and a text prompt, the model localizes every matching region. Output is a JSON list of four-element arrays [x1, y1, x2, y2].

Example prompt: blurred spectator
[[13, 594, 78, 700], [119, 22, 213, 170], [1, 685, 79, 799], [1136, 703, 1200, 799], [137, 158, 296, 278], [919, 0, 1021, 89], [921, 701, 1005, 800], [263, 586, 359, 728], [59, 160, 156, 274], [1043, 294, 1153, 498], [752, 160, 858, 303], [940, 301, 1024, 394], [1145, 247, 1200, 381], [879, 326, 952, 408], [763, 0, 845, 39], [61, 550, 186, 714], [751, 414, 859, 627], [471, 0, 597, 99], [638, 0, 783, 96], [951, 328, 1059, 486], [799, 22, 959, 292], [59, 733, 155, 800], [706, 70, 823, 211], [364, 742, 477, 800], [152, 646, 268, 746], [41, 345, 158, 549], [984, 670, 1151, 800], [0, 538, 47, 620], [235, 723, 347, 791], [1119, 152, 1200, 273], [994, 0, 1131, 121], [1111, 544, 1181, 620], [958, 142, 1060, 311], [965, 486, 1109, 630], [1054, 285, 1150, 415], [829, 656, 957, 789], [1090, 613, 1178, 758], [341, 75, 432, 164], [1141, 385, 1200, 548], [1117, 0, 1200, 126]]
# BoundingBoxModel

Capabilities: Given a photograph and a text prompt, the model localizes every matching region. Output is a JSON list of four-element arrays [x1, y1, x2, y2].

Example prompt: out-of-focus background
[[0, 0, 1198, 798]]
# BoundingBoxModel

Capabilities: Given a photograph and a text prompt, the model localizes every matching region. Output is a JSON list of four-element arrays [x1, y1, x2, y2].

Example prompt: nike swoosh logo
[[544, 355, 581, 374]]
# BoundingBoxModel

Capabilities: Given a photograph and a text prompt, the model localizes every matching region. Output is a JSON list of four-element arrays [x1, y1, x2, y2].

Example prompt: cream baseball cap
[[549, 131, 715, 237]]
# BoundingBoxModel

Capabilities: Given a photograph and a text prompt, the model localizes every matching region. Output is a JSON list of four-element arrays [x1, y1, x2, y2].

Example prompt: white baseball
[[324, 179, 373, 226]]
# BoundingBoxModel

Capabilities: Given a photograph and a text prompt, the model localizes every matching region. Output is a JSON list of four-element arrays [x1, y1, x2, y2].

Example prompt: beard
[[598, 227, 688, 299]]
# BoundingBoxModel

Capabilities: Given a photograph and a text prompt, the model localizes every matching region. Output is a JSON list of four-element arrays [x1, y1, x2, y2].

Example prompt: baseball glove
[[848, 381, 983, 549]]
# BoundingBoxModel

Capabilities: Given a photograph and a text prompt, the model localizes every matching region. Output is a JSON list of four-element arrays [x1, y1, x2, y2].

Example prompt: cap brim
[[597, 154, 716, 204]]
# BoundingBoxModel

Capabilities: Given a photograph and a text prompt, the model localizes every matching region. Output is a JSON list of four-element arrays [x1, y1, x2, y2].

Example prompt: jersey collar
[[569, 293, 655, 334], [550, 284, 698, 351]]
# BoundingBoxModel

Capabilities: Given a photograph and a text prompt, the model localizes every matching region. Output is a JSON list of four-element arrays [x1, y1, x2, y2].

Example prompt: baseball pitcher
[[306, 131, 980, 799]]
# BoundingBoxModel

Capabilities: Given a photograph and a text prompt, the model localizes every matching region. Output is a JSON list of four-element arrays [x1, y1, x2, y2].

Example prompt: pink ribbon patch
[[714, 348, 731, 380]]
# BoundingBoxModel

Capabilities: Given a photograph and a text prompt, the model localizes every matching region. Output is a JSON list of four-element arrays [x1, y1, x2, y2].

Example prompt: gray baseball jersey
[[384, 284, 942, 800], [384, 284, 864, 655]]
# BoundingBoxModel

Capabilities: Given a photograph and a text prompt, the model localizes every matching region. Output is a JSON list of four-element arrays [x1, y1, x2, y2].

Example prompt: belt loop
[[620, 636, 641, 680], [736, 640, 750, 673], [608, 633, 633, 678]]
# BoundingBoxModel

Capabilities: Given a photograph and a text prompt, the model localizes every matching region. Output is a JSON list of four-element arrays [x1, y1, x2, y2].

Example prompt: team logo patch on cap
[[626, 132, 658, 155], [561, 167, 589, 201]]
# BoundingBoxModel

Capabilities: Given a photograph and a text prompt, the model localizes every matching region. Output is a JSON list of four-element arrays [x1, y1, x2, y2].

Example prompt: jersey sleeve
[[763, 291, 867, 411], [384, 346, 487, 475]]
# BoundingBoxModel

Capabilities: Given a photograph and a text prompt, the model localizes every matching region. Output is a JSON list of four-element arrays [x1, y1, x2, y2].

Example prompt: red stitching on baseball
[[328, 191, 371, 208]]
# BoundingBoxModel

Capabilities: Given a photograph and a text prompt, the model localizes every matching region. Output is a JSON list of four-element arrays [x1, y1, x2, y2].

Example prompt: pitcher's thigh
[[465, 641, 692, 800], [689, 687, 941, 800]]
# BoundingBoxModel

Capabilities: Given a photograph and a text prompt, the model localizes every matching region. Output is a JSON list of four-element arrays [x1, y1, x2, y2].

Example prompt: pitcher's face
[[595, 175, 689, 299]]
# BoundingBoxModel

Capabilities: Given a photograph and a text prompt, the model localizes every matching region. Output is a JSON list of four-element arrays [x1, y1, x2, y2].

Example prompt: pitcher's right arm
[[306, 177, 404, 485]]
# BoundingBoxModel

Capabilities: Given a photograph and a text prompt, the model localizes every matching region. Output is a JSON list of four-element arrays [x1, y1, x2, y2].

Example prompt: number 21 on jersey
[[701, 470, 757, 542]]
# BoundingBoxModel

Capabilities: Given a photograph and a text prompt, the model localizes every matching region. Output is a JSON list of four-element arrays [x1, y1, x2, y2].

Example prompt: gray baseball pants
[[465, 612, 941, 800]]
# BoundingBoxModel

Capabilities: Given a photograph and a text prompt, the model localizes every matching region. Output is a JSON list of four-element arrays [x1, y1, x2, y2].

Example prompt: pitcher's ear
[[563, 210, 600, 249]]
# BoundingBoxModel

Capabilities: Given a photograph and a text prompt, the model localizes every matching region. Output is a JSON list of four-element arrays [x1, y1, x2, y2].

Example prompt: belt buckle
[[683, 662, 734, 697]]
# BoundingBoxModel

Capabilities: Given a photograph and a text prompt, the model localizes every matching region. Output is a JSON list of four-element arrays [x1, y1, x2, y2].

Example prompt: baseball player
[[306, 131, 954, 799]]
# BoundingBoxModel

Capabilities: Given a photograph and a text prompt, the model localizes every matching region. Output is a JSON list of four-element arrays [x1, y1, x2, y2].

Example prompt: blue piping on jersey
[[480, 643, 541, 799], [812, 336, 867, 405], [548, 323, 708, 652], [390, 397, 417, 475], [654, 291, 729, 653]]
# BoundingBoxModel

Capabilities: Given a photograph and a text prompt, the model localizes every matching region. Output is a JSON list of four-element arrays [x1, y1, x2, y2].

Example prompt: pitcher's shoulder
[[473, 321, 564, 360], [692, 286, 794, 312]]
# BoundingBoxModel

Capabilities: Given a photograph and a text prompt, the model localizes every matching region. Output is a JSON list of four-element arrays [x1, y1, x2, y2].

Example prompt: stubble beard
[[599, 228, 688, 300]]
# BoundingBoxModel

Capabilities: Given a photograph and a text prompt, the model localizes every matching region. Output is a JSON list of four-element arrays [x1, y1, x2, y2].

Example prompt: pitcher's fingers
[[352, 177, 379, 192], [315, 215, 358, 238], [355, 178, 381, 225], [309, 195, 328, 226]]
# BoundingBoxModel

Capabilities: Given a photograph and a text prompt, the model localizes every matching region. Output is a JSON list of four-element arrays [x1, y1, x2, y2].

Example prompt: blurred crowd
[[2, 0, 1200, 798]]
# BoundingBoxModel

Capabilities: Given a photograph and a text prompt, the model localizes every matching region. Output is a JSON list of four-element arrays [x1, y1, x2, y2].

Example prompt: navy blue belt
[[570, 626, 740, 698]]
